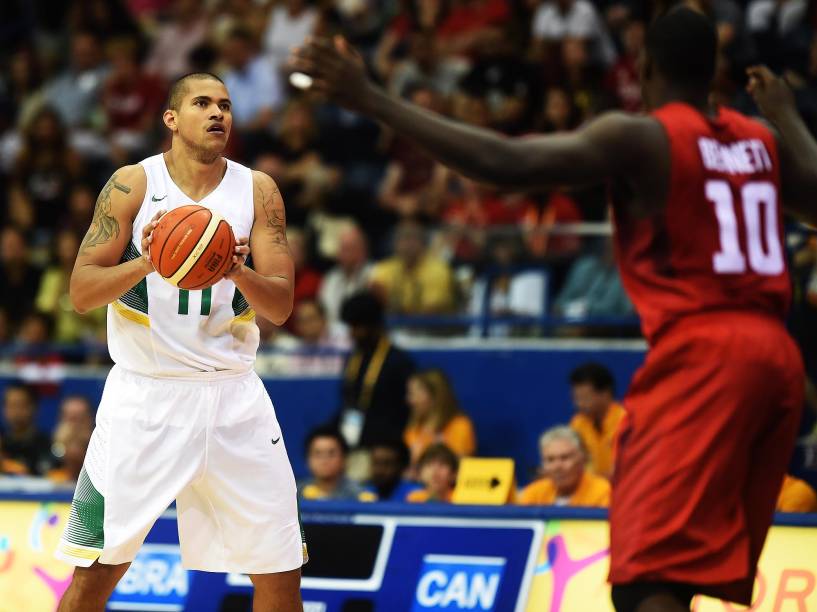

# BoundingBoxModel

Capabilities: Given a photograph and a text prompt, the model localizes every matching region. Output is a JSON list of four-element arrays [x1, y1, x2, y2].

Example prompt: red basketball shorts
[[608, 311, 804, 605]]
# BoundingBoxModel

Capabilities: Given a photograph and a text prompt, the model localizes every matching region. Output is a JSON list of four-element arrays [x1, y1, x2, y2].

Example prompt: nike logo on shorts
[[271, 436, 281, 445]]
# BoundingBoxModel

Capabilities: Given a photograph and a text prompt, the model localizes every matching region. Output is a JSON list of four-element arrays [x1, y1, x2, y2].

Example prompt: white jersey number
[[705, 179, 784, 276]]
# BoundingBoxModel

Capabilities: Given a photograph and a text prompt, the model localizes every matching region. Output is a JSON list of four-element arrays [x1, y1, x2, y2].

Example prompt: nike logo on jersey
[[271, 436, 281, 445], [151, 194, 167, 202]]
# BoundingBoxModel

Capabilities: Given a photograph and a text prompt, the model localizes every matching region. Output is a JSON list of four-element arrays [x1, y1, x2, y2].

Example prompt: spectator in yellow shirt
[[407, 443, 458, 504], [519, 426, 610, 507], [568, 363, 625, 478], [297, 426, 376, 501], [777, 475, 817, 512], [404, 369, 477, 471], [369, 219, 456, 315]]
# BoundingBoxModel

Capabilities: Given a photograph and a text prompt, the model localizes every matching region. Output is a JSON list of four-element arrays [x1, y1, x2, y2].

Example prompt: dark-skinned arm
[[748, 65, 817, 225], [226, 170, 295, 326], [291, 37, 647, 189]]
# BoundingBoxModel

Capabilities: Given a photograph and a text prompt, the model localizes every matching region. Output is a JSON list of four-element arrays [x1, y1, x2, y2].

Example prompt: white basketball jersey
[[107, 154, 258, 378]]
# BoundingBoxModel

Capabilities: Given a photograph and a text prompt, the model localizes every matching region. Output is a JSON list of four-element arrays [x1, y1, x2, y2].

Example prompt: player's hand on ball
[[224, 237, 250, 280], [288, 36, 372, 112], [141, 209, 166, 273], [746, 65, 796, 122]]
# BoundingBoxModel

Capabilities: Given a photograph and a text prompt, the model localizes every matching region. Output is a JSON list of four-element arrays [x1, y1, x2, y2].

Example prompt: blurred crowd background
[[1, 0, 817, 508]]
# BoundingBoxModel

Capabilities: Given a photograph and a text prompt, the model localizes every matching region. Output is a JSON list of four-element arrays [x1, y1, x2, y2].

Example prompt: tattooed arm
[[228, 170, 295, 325], [70, 165, 153, 314]]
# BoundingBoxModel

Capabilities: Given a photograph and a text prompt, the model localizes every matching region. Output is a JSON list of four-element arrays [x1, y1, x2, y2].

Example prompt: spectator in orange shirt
[[777, 475, 817, 512], [519, 426, 610, 507], [568, 363, 625, 478], [404, 369, 477, 472], [407, 443, 459, 504]]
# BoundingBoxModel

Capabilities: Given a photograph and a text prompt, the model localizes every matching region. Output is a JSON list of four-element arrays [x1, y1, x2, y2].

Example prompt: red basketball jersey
[[613, 102, 791, 344]]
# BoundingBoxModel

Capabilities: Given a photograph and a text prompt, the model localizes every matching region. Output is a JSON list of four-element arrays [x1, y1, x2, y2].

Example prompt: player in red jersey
[[292, 6, 816, 611]]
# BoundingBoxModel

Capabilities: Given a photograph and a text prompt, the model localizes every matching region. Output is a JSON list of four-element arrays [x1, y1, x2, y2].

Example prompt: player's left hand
[[224, 237, 249, 280], [746, 65, 796, 122]]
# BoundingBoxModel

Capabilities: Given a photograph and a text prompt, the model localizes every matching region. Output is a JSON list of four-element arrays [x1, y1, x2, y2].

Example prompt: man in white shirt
[[319, 222, 372, 325]]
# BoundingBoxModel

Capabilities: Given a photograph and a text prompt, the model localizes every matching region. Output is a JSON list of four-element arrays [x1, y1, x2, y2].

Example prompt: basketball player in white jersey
[[55, 73, 305, 612]]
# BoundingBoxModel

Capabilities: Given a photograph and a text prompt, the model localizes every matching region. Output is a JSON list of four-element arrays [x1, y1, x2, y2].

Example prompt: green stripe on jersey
[[120, 241, 149, 314]]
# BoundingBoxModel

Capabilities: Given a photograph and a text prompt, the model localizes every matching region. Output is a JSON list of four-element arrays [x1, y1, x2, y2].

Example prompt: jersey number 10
[[705, 179, 784, 276]]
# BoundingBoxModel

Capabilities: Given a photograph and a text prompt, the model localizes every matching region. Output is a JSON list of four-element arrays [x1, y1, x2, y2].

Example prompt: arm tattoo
[[260, 183, 289, 253], [79, 174, 130, 255]]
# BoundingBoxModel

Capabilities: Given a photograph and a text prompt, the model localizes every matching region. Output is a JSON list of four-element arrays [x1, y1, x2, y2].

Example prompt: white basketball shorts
[[55, 365, 307, 574]]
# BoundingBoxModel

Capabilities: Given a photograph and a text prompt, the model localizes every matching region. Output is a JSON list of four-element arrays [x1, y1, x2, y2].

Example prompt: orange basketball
[[149, 204, 236, 290]]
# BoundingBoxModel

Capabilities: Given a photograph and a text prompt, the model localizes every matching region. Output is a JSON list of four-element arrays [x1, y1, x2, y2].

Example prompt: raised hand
[[747, 65, 797, 123], [288, 36, 374, 112]]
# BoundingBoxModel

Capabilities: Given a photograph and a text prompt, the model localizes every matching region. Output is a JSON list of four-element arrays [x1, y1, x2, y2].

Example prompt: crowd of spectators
[[2, 1, 817, 514], [0, 0, 813, 362]]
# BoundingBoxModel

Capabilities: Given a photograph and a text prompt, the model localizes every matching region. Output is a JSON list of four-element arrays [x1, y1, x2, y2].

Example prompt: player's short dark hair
[[368, 437, 411, 469], [645, 7, 717, 93], [569, 363, 615, 394], [305, 425, 349, 457], [4, 382, 38, 408], [417, 443, 459, 472], [167, 72, 225, 111], [340, 291, 385, 328]]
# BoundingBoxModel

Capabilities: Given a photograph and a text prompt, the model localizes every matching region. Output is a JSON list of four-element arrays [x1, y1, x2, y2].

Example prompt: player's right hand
[[747, 65, 796, 122], [288, 36, 373, 112], [141, 209, 166, 273]]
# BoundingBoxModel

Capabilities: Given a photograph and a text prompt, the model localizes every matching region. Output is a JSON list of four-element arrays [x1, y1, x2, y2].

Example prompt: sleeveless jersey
[[107, 153, 258, 378], [613, 103, 791, 344]]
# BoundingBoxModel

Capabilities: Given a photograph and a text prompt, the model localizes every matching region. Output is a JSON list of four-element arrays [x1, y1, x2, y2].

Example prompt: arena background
[[0, 0, 816, 610]]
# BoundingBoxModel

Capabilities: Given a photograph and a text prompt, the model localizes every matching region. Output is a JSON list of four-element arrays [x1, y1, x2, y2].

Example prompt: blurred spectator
[[318, 222, 373, 327], [404, 369, 477, 469], [262, 0, 319, 78], [370, 219, 457, 315], [263, 101, 341, 224], [46, 423, 91, 485], [531, 0, 616, 66], [4, 185, 37, 237], [298, 426, 376, 500], [518, 426, 610, 506], [209, 0, 270, 45], [0, 47, 44, 130], [0, 433, 28, 475], [1, 383, 54, 475], [62, 183, 97, 238], [434, 0, 512, 58], [568, 362, 625, 478], [41, 30, 110, 129], [536, 86, 581, 133], [337, 291, 415, 449], [384, 32, 470, 98], [101, 37, 166, 164], [220, 26, 283, 131], [67, 0, 140, 42], [12, 107, 84, 232], [57, 395, 95, 436], [553, 242, 633, 321], [288, 228, 323, 310], [11, 311, 65, 395], [364, 437, 422, 501], [378, 87, 450, 220], [289, 299, 347, 374], [0, 226, 43, 327], [604, 19, 644, 112], [777, 474, 817, 512], [144, 0, 210, 80], [36, 229, 107, 344], [521, 190, 583, 263], [747, 0, 806, 39], [407, 443, 459, 503], [467, 233, 548, 335]]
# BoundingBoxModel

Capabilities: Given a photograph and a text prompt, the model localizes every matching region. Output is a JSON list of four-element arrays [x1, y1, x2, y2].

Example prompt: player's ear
[[163, 109, 178, 132]]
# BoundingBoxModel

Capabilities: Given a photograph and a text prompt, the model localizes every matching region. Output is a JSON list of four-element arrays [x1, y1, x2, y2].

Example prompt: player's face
[[174, 80, 233, 162], [542, 439, 584, 494], [308, 437, 346, 480]]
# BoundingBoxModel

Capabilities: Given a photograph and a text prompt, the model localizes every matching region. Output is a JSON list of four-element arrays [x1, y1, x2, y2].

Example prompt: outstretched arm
[[291, 37, 648, 189], [748, 65, 817, 226]]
